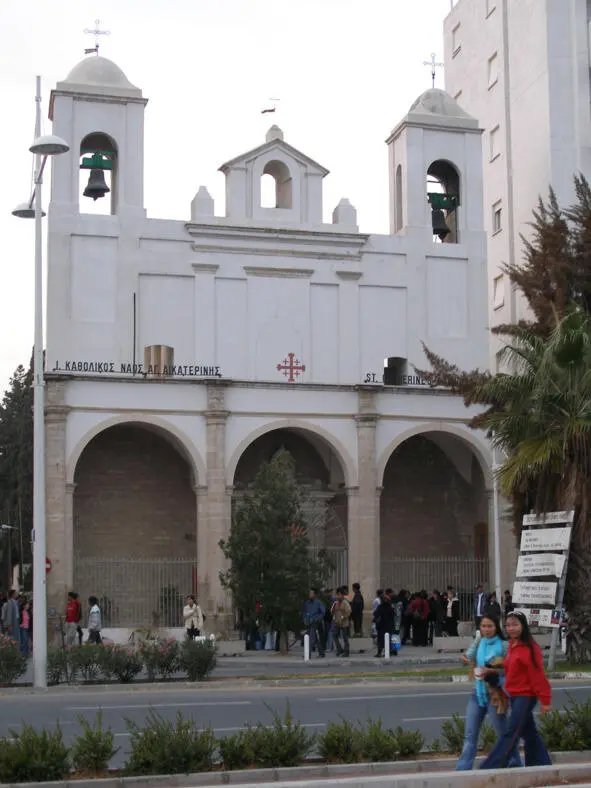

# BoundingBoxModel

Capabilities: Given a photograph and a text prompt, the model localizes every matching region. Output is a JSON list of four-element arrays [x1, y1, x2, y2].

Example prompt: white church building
[[44, 55, 508, 631]]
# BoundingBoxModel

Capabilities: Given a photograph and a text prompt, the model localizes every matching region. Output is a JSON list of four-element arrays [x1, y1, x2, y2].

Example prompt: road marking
[[66, 700, 252, 711], [403, 715, 466, 722], [113, 722, 327, 738], [317, 691, 471, 702]]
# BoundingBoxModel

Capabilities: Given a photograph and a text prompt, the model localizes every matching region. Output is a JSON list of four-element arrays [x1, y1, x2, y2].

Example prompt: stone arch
[[427, 158, 461, 243], [67, 413, 206, 486], [79, 131, 118, 215], [226, 419, 356, 488], [377, 422, 491, 489], [261, 159, 293, 209]]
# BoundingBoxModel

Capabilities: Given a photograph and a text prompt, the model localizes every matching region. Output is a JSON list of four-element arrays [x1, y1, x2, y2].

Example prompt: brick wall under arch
[[73, 424, 196, 559]]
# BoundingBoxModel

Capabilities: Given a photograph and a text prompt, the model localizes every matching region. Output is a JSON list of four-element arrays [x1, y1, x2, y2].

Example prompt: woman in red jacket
[[480, 611, 552, 769]]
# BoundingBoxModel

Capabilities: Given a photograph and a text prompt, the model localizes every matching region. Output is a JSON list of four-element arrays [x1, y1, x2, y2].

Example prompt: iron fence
[[324, 548, 348, 591], [74, 556, 198, 628], [381, 556, 489, 620]]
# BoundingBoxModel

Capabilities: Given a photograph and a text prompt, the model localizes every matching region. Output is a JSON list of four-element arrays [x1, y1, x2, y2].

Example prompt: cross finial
[[423, 52, 444, 89], [261, 97, 280, 115], [84, 19, 111, 56]]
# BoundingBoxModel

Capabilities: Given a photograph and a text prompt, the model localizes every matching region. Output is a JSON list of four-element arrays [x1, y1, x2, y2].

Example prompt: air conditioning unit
[[144, 345, 174, 375]]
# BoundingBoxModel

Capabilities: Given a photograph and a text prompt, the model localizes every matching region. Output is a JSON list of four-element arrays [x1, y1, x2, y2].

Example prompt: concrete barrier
[[434, 633, 553, 653]]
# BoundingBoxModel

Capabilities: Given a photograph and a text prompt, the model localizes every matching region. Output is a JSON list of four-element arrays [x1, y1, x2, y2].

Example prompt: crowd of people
[[0, 589, 32, 655]]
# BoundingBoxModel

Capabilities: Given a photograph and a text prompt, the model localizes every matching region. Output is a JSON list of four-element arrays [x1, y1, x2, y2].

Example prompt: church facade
[[44, 55, 509, 631]]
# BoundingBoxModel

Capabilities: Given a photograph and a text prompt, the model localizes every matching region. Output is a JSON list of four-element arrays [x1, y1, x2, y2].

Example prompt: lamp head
[[29, 134, 69, 156]]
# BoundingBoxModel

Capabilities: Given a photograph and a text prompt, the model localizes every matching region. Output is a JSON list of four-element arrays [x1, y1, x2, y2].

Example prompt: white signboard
[[513, 581, 557, 606], [514, 607, 563, 629], [516, 553, 566, 578], [522, 510, 574, 527], [520, 527, 572, 553]]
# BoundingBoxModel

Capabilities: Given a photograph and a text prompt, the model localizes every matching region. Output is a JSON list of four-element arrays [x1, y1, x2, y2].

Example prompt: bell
[[83, 169, 110, 201], [431, 208, 450, 240]]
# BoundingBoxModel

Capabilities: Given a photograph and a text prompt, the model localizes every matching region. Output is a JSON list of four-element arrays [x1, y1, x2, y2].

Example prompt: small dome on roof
[[56, 56, 142, 99], [408, 88, 473, 120]]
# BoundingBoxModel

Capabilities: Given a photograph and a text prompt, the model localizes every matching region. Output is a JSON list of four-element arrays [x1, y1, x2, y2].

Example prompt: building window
[[452, 24, 461, 56], [492, 201, 502, 234], [493, 273, 505, 309], [490, 125, 500, 161], [488, 52, 499, 88], [486, 0, 496, 16]]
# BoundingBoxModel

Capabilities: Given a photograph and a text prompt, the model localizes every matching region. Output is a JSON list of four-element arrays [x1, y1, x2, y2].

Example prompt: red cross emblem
[[276, 352, 306, 383]]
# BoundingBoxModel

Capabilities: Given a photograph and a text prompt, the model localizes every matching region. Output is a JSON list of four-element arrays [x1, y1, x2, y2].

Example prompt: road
[[2, 680, 590, 768]]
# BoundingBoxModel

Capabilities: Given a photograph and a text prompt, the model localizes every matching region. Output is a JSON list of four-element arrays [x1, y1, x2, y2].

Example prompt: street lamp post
[[12, 76, 69, 689]]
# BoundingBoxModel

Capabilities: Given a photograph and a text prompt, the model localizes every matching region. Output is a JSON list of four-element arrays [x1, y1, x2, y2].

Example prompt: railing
[[324, 548, 348, 591], [380, 556, 489, 620], [74, 556, 198, 628]]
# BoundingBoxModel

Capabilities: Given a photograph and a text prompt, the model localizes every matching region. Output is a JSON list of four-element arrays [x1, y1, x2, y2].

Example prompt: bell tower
[[49, 56, 148, 217], [386, 89, 483, 244]]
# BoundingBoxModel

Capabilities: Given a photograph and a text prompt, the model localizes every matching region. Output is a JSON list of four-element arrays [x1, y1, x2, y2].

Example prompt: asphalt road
[[2, 680, 591, 769]]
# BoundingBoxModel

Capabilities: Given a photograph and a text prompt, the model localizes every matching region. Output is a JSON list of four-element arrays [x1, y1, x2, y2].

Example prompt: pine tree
[[0, 356, 33, 588], [219, 450, 333, 653]]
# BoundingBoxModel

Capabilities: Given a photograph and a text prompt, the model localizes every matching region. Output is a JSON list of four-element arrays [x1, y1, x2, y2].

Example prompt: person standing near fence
[[350, 583, 364, 637], [445, 586, 460, 636], [374, 588, 395, 658], [19, 600, 30, 657], [87, 596, 102, 644], [65, 591, 82, 646], [332, 587, 351, 657], [480, 612, 552, 770], [302, 589, 325, 658], [183, 594, 204, 639], [409, 590, 430, 646]]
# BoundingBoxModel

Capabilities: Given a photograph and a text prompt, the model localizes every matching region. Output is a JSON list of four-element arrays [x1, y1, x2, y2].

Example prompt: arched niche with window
[[79, 132, 118, 215], [427, 159, 460, 244], [260, 159, 293, 210]]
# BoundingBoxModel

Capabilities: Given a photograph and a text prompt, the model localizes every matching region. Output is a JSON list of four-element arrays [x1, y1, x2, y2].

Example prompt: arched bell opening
[[260, 159, 293, 209], [427, 159, 460, 244], [79, 132, 118, 215]]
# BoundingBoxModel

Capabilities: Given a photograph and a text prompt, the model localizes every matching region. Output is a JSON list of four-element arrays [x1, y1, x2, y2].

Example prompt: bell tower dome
[[386, 89, 483, 244], [49, 56, 148, 217]]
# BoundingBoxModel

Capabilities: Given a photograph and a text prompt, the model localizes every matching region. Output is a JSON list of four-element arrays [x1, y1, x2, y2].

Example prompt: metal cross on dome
[[423, 52, 444, 89], [276, 353, 306, 383], [84, 19, 111, 55]]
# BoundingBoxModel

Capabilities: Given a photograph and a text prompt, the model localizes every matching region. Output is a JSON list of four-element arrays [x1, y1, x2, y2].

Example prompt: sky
[[0, 0, 456, 394]]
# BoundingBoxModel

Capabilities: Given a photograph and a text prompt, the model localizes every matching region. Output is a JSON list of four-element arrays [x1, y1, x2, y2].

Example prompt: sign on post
[[522, 511, 575, 527], [520, 528, 572, 552], [516, 553, 566, 578], [514, 607, 564, 629], [512, 581, 558, 606]]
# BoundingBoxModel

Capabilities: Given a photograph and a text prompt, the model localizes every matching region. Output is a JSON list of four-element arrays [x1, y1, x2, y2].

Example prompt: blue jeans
[[457, 693, 522, 770], [20, 627, 29, 657], [307, 622, 325, 656], [480, 696, 552, 769]]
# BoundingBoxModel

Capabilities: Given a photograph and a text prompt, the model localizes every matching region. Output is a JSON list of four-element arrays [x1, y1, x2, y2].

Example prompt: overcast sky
[[0, 0, 455, 394]]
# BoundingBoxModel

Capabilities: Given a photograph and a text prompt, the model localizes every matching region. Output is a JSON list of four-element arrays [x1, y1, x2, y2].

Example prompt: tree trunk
[[565, 548, 591, 663], [279, 630, 289, 655]]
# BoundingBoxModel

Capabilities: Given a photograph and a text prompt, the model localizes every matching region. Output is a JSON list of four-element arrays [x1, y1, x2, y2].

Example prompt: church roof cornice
[[218, 138, 329, 177]]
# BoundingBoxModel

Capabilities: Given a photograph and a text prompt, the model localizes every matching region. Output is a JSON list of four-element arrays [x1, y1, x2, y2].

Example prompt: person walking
[[484, 591, 502, 619], [183, 594, 204, 639], [474, 584, 488, 631], [409, 590, 430, 646], [480, 612, 552, 769], [445, 586, 460, 637], [374, 588, 395, 657], [456, 615, 521, 770], [1, 590, 19, 640], [65, 591, 82, 646], [87, 596, 102, 644], [430, 590, 446, 640], [322, 589, 335, 652], [350, 583, 364, 637], [332, 587, 352, 656], [302, 589, 325, 658]]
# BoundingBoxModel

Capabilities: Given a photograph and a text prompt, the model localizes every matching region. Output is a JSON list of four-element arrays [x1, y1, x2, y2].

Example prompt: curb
[[2, 752, 590, 788]]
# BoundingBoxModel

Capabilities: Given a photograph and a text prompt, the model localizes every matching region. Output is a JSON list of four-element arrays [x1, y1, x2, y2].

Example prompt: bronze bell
[[431, 208, 450, 240], [83, 169, 110, 201]]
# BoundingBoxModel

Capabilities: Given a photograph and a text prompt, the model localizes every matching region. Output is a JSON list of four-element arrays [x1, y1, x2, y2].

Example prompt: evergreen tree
[[417, 175, 591, 661], [0, 356, 33, 587], [219, 450, 333, 653]]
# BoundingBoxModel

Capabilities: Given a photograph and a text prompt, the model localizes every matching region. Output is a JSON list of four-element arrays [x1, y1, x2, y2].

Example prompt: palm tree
[[473, 311, 591, 661]]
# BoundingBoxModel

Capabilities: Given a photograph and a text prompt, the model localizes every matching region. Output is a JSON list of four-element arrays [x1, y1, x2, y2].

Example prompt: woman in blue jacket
[[456, 614, 521, 770]]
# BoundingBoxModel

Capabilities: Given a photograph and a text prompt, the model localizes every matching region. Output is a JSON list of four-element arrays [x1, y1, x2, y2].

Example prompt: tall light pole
[[492, 444, 503, 602], [12, 76, 69, 688]]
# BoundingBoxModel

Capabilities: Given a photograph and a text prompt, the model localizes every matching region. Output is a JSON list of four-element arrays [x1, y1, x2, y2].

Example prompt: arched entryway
[[232, 428, 348, 587], [73, 423, 198, 627], [380, 431, 489, 599]]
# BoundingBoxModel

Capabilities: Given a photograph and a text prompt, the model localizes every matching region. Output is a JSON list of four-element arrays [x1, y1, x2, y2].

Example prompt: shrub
[[393, 726, 424, 759], [479, 721, 497, 753], [68, 644, 102, 682], [361, 717, 398, 762], [218, 728, 257, 771], [251, 705, 315, 768], [318, 718, 363, 763], [179, 638, 216, 681], [138, 637, 180, 681], [124, 711, 215, 775], [430, 736, 443, 754], [98, 644, 143, 683], [47, 649, 69, 685], [440, 712, 465, 755], [0, 724, 70, 783], [71, 712, 119, 776], [0, 634, 27, 686], [563, 696, 591, 749]]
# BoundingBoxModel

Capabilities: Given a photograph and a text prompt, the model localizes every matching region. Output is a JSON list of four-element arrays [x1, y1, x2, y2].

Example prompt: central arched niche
[[233, 428, 347, 552]]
